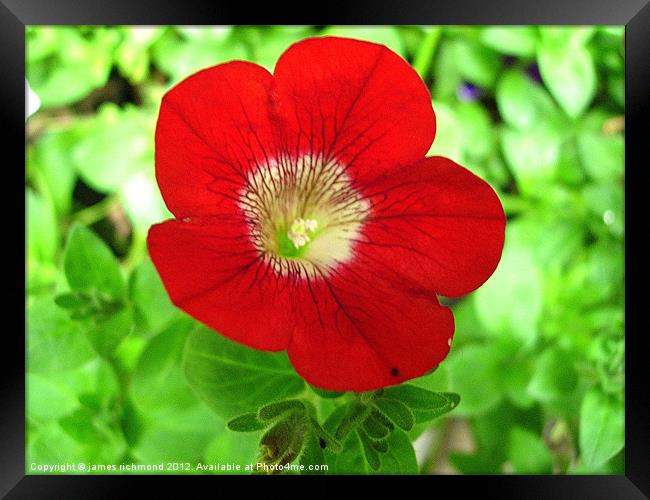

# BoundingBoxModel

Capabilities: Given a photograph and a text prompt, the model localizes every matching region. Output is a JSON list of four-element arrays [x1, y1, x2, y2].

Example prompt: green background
[[26, 25, 624, 474]]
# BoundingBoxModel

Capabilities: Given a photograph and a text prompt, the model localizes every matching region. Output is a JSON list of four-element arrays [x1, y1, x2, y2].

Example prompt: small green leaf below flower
[[223, 384, 460, 474], [371, 398, 415, 432], [227, 413, 266, 432], [257, 399, 306, 422]]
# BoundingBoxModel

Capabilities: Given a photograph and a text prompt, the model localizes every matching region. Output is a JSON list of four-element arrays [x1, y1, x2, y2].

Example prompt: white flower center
[[239, 155, 370, 278]]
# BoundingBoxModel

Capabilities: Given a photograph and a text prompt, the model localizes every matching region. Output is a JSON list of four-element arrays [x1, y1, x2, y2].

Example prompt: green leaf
[[55, 291, 123, 320], [500, 126, 563, 193], [323, 406, 370, 474], [28, 419, 126, 470], [28, 359, 120, 425], [555, 140, 586, 186], [26, 26, 60, 61], [362, 414, 390, 440], [204, 430, 259, 474], [129, 257, 178, 334], [27, 28, 117, 107], [449, 38, 501, 88], [27, 422, 84, 469], [27, 373, 82, 422], [182, 325, 305, 419], [130, 318, 198, 415], [177, 26, 233, 43], [377, 429, 418, 474], [131, 403, 222, 465], [83, 307, 133, 357], [382, 383, 460, 425], [366, 411, 392, 433], [480, 26, 538, 56], [227, 413, 266, 432], [59, 407, 113, 445], [369, 437, 389, 453], [504, 361, 536, 409], [357, 429, 381, 471], [411, 393, 461, 423], [450, 450, 501, 474], [539, 26, 595, 49], [474, 234, 543, 344], [28, 128, 79, 215], [308, 416, 342, 453], [63, 223, 126, 299], [508, 427, 553, 473], [300, 431, 327, 474], [454, 101, 497, 162], [114, 27, 163, 84], [54, 292, 88, 310], [496, 69, 561, 130], [27, 359, 125, 468], [506, 210, 584, 270], [431, 39, 464, 99], [372, 398, 414, 431], [27, 296, 94, 374], [470, 403, 520, 465], [537, 38, 596, 118], [410, 363, 449, 393], [334, 401, 371, 441], [71, 103, 154, 192], [383, 384, 452, 410], [427, 101, 463, 160], [446, 344, 504, 416], [577, 130, 624, 182], [119, 171, 171, 233], [152, 28, 248, 83], [527, 348, 578, 402], [258, 399, 305, 421], [579, 389, 624, 469], [324, 405, 418, 474], [582, 184, 624, 237], [607, 74, 624, 108], [27, 189, 58, 265]]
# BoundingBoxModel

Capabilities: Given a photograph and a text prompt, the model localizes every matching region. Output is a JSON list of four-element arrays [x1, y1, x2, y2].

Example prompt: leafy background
[[26, 25, 624, 474]]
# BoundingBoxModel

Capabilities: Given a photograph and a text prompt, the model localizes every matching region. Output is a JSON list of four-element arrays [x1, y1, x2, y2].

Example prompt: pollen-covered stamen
[[287, 218, 318, 249], [239, 155, 370, 277]]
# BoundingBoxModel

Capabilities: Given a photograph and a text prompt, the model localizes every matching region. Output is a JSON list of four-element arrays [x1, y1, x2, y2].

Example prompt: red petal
[[273, 37, 435, 182], [155, 61, 279, 218], [358, 156, 506, 298], [149, 216, 454, 391], [287, 267, 454, 392], [147, 217, 292, 351]]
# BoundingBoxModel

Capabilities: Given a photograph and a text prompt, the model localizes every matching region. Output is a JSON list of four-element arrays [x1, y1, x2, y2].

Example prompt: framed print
[[4, 0, 648, 496]]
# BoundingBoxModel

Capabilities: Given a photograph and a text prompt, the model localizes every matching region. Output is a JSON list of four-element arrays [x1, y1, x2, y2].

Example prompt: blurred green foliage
[[26, 25, 624, 474]]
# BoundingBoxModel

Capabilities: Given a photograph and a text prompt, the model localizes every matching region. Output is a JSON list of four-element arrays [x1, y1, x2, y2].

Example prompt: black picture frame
[[5, 0, 647, 497]]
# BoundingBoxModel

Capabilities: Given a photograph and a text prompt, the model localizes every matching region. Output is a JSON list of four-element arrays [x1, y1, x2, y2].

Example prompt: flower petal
[[273, 36, 435, 182], [147, 217, 292, 351], [155, 61, 280, 218], [287, 268, 454, 392], [358, 156, 506, 298]]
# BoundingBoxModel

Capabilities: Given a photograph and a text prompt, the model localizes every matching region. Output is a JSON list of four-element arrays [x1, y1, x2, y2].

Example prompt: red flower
[[148, 37, 505, 392]]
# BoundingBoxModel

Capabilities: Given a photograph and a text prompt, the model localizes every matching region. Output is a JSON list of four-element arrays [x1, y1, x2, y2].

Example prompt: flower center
[[277, 217, 319, 258], [239, 155, 370, 277]]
